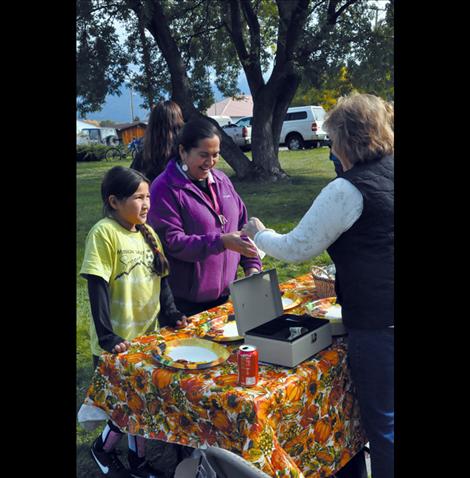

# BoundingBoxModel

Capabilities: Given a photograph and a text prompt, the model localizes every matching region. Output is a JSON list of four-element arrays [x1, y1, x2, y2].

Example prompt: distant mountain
[[78, 87, 150, 123], [79, 75, 251, 124]]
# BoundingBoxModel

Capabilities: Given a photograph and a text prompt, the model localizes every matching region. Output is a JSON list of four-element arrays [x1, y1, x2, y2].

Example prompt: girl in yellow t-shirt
[[81, 165, 187, 478]]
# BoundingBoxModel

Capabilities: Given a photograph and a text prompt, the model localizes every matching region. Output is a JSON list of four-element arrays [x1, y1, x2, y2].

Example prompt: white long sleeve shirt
[[254, 178, 364, 262]]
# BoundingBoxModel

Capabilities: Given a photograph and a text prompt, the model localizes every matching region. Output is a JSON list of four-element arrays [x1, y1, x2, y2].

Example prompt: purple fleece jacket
[[148, 159, 262, 303]]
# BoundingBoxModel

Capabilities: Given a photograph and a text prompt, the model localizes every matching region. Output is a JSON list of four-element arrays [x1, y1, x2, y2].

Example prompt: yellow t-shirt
[[80, 217, 168, 356]]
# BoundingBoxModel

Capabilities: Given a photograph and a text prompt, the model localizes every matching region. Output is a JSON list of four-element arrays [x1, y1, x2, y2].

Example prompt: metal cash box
[[229, 269, 332, 368]]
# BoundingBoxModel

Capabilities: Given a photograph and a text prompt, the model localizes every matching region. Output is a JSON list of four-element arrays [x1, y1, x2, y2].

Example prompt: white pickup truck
[[221, 105, 329, 151], [76, 120, 119, 146], [222, 117, 252, 151]]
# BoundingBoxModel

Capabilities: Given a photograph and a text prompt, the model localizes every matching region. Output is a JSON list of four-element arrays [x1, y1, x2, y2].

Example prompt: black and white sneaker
[[128, 460, 163, 478], [90, 438, 132, 477]]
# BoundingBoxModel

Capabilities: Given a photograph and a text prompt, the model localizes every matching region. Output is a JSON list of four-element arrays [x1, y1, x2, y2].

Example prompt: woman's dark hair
[[101, 166, 169, 276], [176, 117, 222, 157], [142, 100, 184, 179]]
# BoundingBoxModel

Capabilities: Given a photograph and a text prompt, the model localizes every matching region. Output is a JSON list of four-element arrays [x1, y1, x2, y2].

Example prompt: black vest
[[327, 155, 394, 329]]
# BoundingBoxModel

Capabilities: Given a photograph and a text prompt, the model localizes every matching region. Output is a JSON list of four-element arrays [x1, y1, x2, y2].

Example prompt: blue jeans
[[347, 327, 394, 478]]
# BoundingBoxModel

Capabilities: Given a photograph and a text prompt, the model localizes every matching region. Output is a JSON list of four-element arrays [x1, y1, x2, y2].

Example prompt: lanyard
[[176, 161, 227, 226], [207, 180, 227, 226]]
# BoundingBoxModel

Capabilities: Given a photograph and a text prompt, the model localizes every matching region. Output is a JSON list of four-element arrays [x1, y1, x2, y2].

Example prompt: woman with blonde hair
[[243, 93, 394, 478]]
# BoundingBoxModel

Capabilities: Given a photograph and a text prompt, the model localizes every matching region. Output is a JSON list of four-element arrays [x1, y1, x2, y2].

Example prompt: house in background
[[205, 95, 253, 122], [114, 121, 147, 146], [77, 119, 95, 134], [81, 119, 101, 127]]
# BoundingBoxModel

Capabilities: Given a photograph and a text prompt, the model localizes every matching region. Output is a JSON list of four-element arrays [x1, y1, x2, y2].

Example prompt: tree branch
[[240, 0, 261, 60], [178, 23, 225, 49], [224, 0, 264, 95], [285, 0, 310, 57], [274, 0, 310, 69], [227, 0, 249, 62], [78, 2, 124, 19], [336, 0, 360, 19], [327, 0, 360, 24], [127, 0, 195, 114], [167, 0, 206, 21], [311, 0, 328, 11]]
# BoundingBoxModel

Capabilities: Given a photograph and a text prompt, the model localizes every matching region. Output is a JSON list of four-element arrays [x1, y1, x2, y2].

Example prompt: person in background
[[243, 93, 394, 478], [131, 101, 184, 183], [148, 117, 262, 318], [81, 166, 188, 478]]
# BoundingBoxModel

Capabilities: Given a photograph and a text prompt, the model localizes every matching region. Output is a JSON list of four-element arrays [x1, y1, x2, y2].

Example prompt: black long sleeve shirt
[[86, 274, 184, 353]]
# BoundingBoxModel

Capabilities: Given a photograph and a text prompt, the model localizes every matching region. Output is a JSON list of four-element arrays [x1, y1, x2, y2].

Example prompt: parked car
[[222, 116, 252, 151], [76, 120, 119, 146], [222, 105, 328, 152], [208, 115, 233, 127], [280, 105, 329, 150]]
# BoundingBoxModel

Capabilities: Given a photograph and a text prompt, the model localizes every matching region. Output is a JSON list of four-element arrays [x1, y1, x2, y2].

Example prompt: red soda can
[[237, 345, 259, 386]]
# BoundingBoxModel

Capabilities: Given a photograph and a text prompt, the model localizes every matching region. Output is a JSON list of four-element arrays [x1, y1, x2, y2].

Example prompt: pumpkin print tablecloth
[[78, 274, 367, 478]]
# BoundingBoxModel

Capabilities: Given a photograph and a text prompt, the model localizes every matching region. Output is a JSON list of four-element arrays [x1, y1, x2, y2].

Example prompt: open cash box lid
[[229, 269, 284, 336]]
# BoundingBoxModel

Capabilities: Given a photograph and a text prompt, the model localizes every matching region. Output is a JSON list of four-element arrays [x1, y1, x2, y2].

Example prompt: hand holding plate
[[221, 232, 258, 257]]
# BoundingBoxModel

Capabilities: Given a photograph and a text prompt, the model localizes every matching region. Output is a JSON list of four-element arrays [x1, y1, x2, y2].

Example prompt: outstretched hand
[[241, 217, 266, 240], [221, 232, 259, 257]]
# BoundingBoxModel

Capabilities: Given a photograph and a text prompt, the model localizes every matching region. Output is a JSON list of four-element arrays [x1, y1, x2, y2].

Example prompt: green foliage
[[292, 1, 394, 106], [76, 143, 108, 162], [77, 1, 131, 114], [77, 0, 224, 113], [99, 119, 117, 126], [123, 8, 172, 109], [347, 1, 394, 100], [291, 66, 355, 110], [77, 1, 393, 115]]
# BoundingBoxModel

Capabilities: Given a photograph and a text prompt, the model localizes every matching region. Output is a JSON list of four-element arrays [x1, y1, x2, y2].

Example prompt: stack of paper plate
[[306, 297, 346, 336]]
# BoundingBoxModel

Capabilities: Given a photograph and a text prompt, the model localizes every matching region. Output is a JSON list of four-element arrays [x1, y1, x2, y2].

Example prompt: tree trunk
[[250, 96, 285, 181], [224, 0, 310, 182], [219, 129, 256, 179], [250, 71, 301, 181], [137, 14, 154, 109], [190, 112, 256, 180], [129, 0, 254, 179]]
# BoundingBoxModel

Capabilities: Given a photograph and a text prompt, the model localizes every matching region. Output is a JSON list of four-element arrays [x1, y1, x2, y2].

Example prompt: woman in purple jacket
[[148, 118, 262, 317]]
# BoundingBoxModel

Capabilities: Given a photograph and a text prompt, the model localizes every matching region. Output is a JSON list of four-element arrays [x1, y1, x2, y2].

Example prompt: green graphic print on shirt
[[80, 218, 168, 356]]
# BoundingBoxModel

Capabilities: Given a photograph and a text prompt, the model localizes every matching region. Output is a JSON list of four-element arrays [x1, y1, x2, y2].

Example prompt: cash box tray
[[246, 314, 325, 342]]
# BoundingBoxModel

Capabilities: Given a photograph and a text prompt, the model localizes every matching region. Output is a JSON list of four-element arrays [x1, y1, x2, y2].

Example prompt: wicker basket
[[311, 265, 336, 298]]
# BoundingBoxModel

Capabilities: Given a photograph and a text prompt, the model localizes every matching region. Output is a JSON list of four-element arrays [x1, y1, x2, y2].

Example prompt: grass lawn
[[76, 147, 336, 476]]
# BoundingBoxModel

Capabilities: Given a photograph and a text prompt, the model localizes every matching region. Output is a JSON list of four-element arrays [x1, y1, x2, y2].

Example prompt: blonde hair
[[323, 93, 394, 165]]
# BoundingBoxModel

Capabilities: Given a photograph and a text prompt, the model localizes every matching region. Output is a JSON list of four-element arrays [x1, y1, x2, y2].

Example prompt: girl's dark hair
[[143, 100, 184, 178], [101, 166, 169, 276], [176, 117, 222, 157], [135, 224, 169, 276]]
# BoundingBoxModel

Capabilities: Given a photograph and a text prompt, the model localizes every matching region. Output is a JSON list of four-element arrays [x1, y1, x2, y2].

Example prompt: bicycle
[[104, 145, 126, 161]]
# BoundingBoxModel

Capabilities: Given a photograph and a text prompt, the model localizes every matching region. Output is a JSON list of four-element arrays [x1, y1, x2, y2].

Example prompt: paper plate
[[305, 297, 346, 336], [282, 291, 303, 311], [151, 338, 230, 369], [206, 320, 243, 342]]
